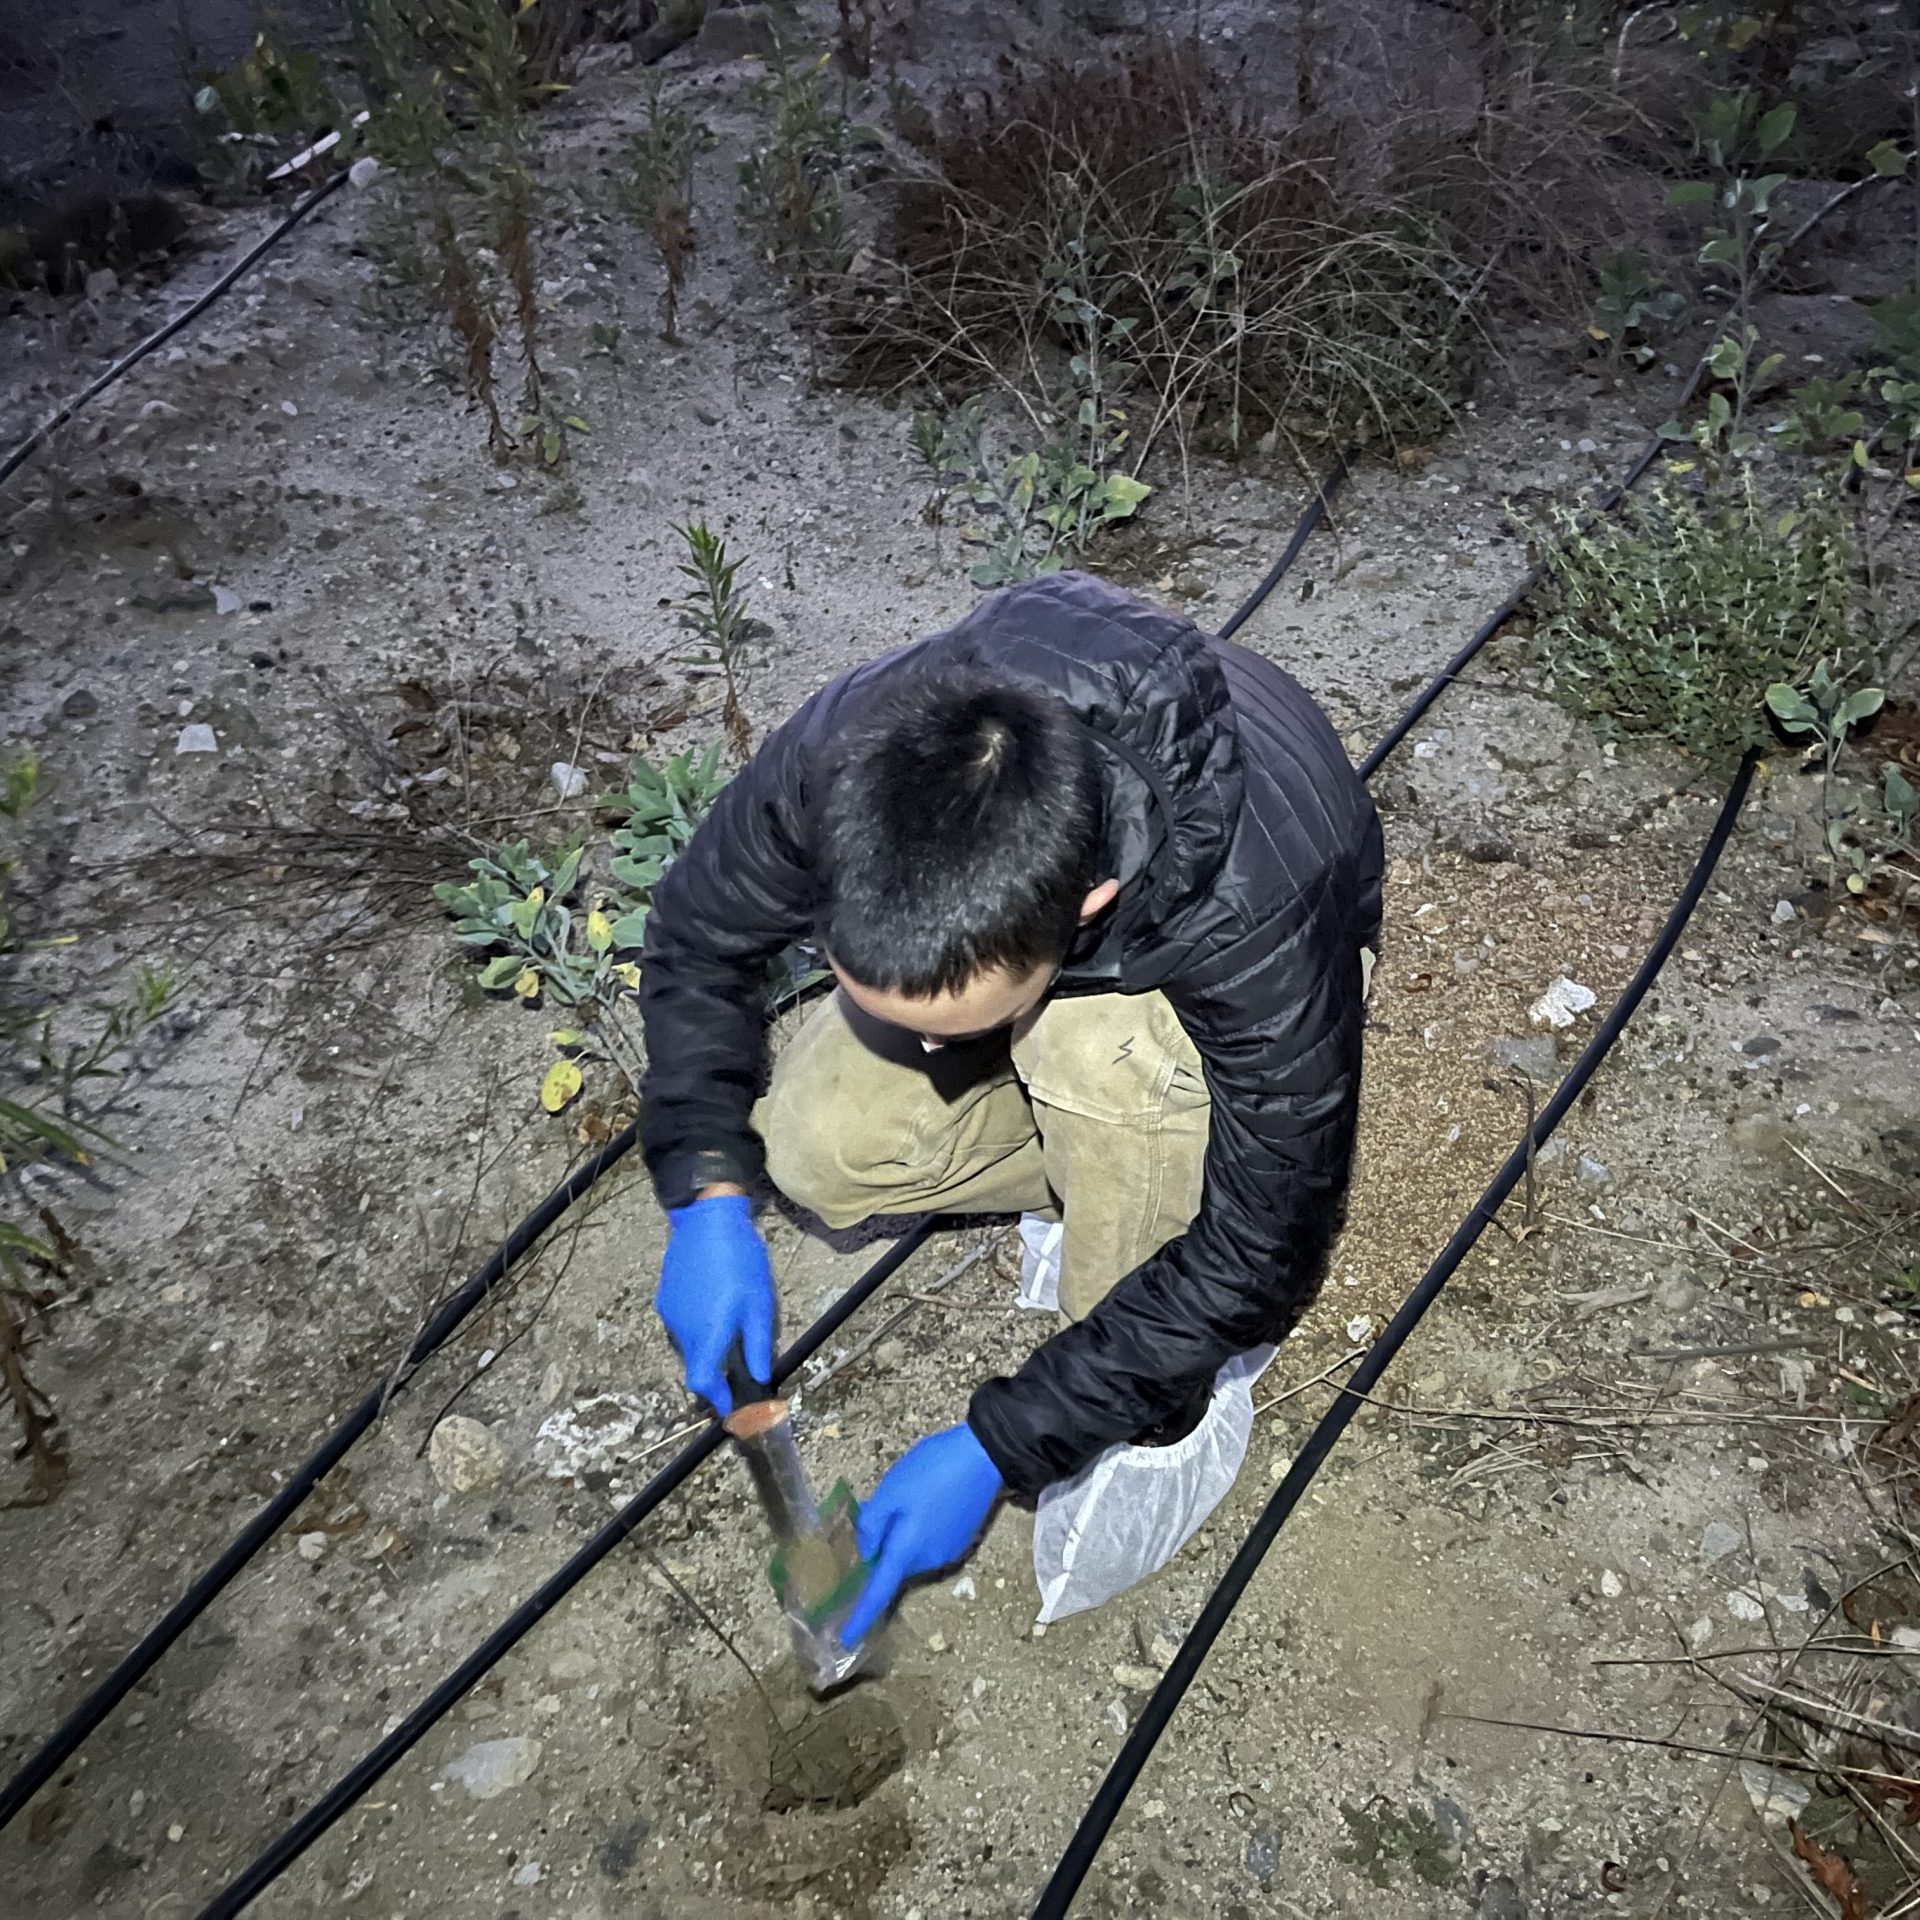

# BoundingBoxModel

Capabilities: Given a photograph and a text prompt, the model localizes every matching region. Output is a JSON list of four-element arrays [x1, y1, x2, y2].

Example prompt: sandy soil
[[2, 7, 1918, 1918]]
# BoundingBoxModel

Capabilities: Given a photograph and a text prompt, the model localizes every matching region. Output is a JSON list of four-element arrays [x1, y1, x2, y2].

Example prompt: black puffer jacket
[[640, 572, 1383, 1499]]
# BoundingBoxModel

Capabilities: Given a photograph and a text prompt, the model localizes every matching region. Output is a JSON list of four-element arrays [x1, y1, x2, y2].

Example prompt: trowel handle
[[724, 1341, 776, 1414]]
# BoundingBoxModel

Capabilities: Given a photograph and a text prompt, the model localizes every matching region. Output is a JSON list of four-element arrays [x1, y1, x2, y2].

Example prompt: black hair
[[816, 669, 1102, 997]]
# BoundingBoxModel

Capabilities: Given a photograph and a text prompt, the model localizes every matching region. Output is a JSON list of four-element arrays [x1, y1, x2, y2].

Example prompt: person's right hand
[[655, 1193, 776, 1416]]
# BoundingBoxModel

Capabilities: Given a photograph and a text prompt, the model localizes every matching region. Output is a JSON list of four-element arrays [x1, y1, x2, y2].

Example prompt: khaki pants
[[753, 989, 1210, 1321]]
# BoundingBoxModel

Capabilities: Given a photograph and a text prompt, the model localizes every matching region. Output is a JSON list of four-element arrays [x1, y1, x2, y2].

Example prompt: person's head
[[817, 669, 1118, 1048]]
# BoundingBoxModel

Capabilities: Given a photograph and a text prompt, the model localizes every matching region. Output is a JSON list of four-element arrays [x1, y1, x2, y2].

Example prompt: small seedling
[[1586, 251, 1686, 368], [674, 522, 761, 758], [619, 82, 712, 342]]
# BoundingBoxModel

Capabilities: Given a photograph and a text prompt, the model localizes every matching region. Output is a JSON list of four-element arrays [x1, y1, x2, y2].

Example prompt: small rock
[[1245, 1827, 1281, 1886], [1701, 1520, 1742, 1560], [951, 1576, 976, 1600], [1486, 1035, 1559, 1084], [1148, 1631, 1181, 1668], [341, 1859, 377, 1902], [167, 1823, 184, 1843], [1529, 977, 1596, 1030], [549, 761, 588, 800], [1112, 1662, 1161, 1691], [85, 267, 119, 300], [1736, 1035, 1781, 1058], [429, 1415, 506, 1495], [442, 1735, 541, 1801], [61, 688, 99, 720], [349, 155, 382, 189], [1653, 1273, 1703, 1314], [1727, 1588, 1766, 1623], [1740, 1761, 1810, 1828], [512, 1861, 543, 1886], [296, 1530, 327, 1562], [873, 1338, 908, 1370], [212, 585, 242, 615], [927, 1632, 948, 1654], [280, 400, 299, 417], [1599, 1568, 1623, 1598], [1771, 898, 1797, 925], [1576, 1155, 1612, 1187], [1344, 1315, 1374, 1343], [175, 723, 218, 755], [1479, 1875, 1527, 1920]]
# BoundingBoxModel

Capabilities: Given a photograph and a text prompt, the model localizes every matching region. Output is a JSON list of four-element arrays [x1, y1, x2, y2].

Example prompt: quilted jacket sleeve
[[967, 867, 1365, 1499], [638, 708, 822, 1206]]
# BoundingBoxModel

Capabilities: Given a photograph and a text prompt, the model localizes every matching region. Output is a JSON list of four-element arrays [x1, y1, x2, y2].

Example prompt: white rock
[[212, 585, 242, 615], [512, 1862, 543, 1886], [349, 155, 382, 189], [296, 1530, 327, 1562], [175, 724, 218, 755], [549, 761, 589, 800], [1530, 977, 1597, 1030], [1344, 1315, 1374, 1344], [951, 1576, 976, 1600], [1112, 1663, 1162, 1691], [280, 400, 299, 417], [1772, 898, 1796, 924], [1700, 1520, 1742, 1560], [429, 1415, 506, 1495], [1739, 1761, 1810, 1828], [1599, 1568, 1624, 1598], [535, 1394, 654, 1480], [442, 1736, 541, 1801], [1727, 1588, 1766, 1622]]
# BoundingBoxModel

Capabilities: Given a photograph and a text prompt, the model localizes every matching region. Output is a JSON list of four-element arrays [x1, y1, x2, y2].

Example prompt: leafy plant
[[912, 397, 1150, 588], [619, 81, 711, 342], [193, 30, 354, 199], [435, 744, 821, 1106], [737, 39, 873, 291], [1586, 250, 1687, 367], [673, 522, 761, 758], [1527, 472, 1861, 767], [1, 752, 173, 1505], [1664, 92, 1798, 456]]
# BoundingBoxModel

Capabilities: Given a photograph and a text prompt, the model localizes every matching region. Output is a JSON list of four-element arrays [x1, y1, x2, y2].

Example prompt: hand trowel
[[721, 1353, 874, 1692]]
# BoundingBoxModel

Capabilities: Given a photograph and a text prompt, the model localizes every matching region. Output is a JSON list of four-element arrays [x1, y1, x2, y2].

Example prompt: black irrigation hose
[[0, 171, 349, 492], [1033, 751, 1759, 1917], [0, 1122, 641, 1833], [0, 465, 1344, 1841], [1214, 455, 1350, 642], [198, 1216, 939, 1919]]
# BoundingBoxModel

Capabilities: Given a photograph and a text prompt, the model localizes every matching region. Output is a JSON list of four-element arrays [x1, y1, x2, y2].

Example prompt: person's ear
[[1078, 878, 1121, 922]]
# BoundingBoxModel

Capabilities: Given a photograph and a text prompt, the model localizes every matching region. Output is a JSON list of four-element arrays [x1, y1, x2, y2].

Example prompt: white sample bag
[[1015, 1215, 1275, 1624]]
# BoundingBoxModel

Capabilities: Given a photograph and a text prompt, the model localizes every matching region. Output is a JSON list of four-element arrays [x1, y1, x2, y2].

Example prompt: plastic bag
[[1032, 1342, 1276, 1624], [1017, 1213, 1063, 1313]]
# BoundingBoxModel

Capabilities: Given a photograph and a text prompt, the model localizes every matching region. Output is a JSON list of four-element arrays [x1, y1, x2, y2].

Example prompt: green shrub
[[1527, 473, 1863, 766]]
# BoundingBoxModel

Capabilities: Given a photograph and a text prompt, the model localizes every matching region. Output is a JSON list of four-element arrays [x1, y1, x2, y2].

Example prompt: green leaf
[[1667, 180, 1715, 208], [551, 847, 583, 897], [1755, 101, 1796, 155], [565, 415, 590, 433], [1101, 473, 1151, 516], [1867, 139, 1910, 178], [478, 955, 522, 990], [1764, 682, 1815, 724], [1885, 764, 1917, 821], [607, 909, 651, 949], [1832, 687, 1884, 729]]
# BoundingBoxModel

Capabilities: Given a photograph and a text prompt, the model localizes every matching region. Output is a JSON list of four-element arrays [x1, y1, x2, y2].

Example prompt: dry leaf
[[1790, 1822, 1873, 1920]]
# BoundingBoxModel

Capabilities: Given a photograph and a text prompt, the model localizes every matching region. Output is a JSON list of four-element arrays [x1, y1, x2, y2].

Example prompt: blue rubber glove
[[840, 1422, 1003, 1647], [655, 1194, 775, 1416]]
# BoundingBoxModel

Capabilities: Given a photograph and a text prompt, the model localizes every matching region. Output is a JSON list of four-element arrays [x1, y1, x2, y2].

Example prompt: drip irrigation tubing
[[1032, 750, 1759, 1917], [0, 468, 1348, 1840], [1213, 455, 1350, 642], [0, 171, 349, 492], [197, 1216, 938, 1920]]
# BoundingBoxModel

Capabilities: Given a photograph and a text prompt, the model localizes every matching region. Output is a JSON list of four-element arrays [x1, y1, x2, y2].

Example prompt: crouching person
[[640, 571, 1382, 1645]]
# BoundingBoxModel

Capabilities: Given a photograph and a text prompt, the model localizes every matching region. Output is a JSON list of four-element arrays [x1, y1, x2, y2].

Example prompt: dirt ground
[[3, 6, 1920, 1918]]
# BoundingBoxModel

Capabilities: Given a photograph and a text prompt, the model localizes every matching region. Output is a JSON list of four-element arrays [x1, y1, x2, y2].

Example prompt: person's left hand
[[840, 1423, 1003, 1646]]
